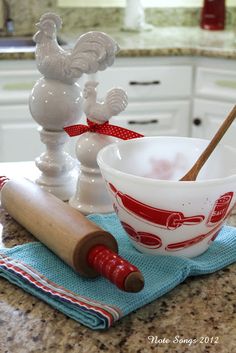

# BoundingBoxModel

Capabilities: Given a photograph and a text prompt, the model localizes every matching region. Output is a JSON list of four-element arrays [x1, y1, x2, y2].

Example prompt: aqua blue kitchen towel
[[0, 213, 236, 330]]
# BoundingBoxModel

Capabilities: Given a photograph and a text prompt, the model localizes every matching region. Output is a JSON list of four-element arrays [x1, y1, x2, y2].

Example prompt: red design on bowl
[[120, 221, 162, 249], [108, 183, 205, 230], [166, 223, 223, 251], [207, 192, 234, 227]]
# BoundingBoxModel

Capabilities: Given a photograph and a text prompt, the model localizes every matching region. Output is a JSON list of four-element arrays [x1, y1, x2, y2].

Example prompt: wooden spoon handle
[[181, 105, 236, 181]]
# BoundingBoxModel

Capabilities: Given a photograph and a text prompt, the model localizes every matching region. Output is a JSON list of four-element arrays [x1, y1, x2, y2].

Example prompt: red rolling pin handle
[[88, 245, 144, 291], [0, 176, 144, 292]]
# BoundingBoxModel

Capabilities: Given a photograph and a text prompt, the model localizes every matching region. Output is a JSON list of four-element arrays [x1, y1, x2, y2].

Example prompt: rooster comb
[[84, 81, 99, 88], [39, 12, 62, 29]]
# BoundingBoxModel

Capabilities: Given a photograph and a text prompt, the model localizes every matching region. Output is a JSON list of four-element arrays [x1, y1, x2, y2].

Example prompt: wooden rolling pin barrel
[[0, 177, 144, 292]]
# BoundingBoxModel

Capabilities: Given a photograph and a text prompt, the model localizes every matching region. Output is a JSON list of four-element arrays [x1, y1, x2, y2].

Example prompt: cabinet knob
[[193, 117, 202, 126]]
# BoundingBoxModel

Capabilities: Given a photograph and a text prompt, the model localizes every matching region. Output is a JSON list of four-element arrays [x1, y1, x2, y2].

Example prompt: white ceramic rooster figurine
[[29, 12, 120, 201], [83, 81, 128, 124], [33, 13, 119, 84], [69, 81, 128, 214]]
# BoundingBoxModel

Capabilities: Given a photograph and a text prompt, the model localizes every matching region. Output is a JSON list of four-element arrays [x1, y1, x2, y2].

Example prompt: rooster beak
[[35, 22, 41, 29], [116, 43, 120, 54]]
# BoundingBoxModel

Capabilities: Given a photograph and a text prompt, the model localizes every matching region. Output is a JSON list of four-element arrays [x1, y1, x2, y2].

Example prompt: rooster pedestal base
[[69, 132, 115, 215], [69, 170, 113, 215], [35, 129, 78, 201], [29, 76, 83, 201], [66, 80, 129, 214]]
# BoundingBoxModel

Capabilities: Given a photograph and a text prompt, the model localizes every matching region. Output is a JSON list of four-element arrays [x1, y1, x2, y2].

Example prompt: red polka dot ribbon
[[64, 119, 144, 140], [0, 176, 9, 190]]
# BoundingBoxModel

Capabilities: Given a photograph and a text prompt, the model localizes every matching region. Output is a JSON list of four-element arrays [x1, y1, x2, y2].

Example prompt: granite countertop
[[0, 201, 236, 352], [1, 26, 236, 60]]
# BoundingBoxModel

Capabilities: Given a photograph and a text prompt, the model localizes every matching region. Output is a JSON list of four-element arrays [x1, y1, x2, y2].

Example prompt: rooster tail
[[68, 31, 120, 77], [105, 88, 128, 116]]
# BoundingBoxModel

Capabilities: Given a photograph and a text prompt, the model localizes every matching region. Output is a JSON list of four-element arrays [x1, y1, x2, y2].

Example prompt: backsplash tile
[[7, 0, 123, 35], [5, 0, 236, 36]]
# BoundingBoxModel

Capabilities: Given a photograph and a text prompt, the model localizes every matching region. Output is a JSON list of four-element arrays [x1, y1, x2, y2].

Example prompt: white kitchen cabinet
[[1, 56, 236, 162], [0, 69, 39, 104], [195, 66, 236, 101], [0, 105, 43, 162], [0, 60, 82, 162], [97, 64, 192, 100], [192, 63, 236, 149], [192, 99, 236, 148], [110, 100, 190, 137], [97, 58, 192, 137], [0, 60, 42, 162]]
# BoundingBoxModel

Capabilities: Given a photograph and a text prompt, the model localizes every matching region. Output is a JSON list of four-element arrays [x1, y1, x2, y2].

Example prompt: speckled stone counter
[[1, 26, 236, 60], [0, 205, 235, 353]]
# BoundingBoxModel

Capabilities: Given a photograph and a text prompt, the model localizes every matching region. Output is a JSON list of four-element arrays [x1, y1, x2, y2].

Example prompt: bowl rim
[[97, 136, 236, 186]]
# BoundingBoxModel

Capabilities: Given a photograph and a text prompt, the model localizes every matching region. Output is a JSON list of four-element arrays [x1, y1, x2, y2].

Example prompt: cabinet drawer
[[0, 104, 77, 162], [97, 66, 192, 101], [0, 69, 40, 104], [0, 122, 44, 162], [195, 67, 236, 101], [0, 105, 43, 162], [110, 101, 190, 137]]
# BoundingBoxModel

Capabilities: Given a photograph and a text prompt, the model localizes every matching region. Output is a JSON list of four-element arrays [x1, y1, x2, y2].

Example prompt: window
[[58, 0, 236, 8]]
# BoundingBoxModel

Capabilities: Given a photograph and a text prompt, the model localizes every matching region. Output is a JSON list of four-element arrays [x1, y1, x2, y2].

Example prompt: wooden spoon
[[180, 105, 236, 181]]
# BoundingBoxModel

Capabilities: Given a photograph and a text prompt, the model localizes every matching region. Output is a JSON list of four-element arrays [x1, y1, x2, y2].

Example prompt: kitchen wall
[[5, 0, 236, 36]]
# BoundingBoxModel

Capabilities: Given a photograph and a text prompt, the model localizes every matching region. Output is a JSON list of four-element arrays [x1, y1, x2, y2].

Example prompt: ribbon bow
[[64, 119, 144, 140]]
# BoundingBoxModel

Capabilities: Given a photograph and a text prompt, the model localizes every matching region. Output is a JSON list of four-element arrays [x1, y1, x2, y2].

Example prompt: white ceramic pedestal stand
[[68, 81, 128, 215], [29, 78, 82, 201], [35, 128, 78, 201], [70, 133, 117, 214], [28, 12, 119, 200]]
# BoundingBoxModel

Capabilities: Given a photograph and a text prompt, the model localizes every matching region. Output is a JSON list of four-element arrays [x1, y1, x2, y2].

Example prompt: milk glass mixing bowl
[[97, 136, 236, 258]]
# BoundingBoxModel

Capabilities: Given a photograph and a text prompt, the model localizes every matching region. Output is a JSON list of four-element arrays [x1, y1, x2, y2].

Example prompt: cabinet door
[[0, 105, 44, 162], [110, 100, 190, 137], [0, 69, 40, 104], [192, 99, 236, 148], [0, 105, 78, 162]]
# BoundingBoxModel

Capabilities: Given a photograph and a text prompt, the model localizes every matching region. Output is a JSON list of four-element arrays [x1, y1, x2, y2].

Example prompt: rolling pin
[[0, 177, 144, 292]]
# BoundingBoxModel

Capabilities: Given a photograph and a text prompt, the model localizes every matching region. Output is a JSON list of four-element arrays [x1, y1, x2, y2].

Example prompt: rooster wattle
[[83, 81, 128, 124], [33, 12, 120, 84]]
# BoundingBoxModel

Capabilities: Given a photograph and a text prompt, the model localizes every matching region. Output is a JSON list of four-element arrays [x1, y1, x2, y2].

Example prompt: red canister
[[201, 0, 225, 30]]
